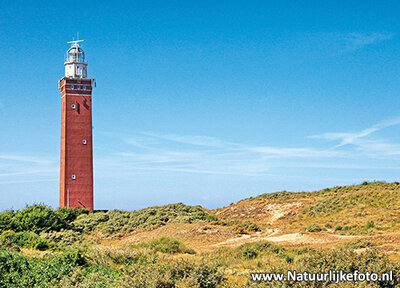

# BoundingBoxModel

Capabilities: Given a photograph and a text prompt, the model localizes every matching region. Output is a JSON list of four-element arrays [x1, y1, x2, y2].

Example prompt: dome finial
[[67, 39, 84, 46]]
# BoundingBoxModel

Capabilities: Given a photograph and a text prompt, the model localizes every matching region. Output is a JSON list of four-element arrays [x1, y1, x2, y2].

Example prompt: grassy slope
[[95, 182, 400, 262], [214, 181, 400, 233]]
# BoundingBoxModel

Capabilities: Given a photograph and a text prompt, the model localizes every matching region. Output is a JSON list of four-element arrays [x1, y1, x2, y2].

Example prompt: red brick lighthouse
[[59, 40, 95, 211]]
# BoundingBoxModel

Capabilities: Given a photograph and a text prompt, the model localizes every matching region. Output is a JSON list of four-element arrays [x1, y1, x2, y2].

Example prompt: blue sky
[[1, 1, 400, 211]]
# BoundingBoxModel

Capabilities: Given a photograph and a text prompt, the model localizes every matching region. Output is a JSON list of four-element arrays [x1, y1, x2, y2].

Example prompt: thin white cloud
[[0, 154, 57, 186], [98, 118, 400, 177], [353, 139, 400, 156], [0, 154, 54, 165], [0, 179, 56, 185], [340, 32, 393, 52], [310, 117, 400, 153], [141, 132, 230, 147], [306, 32, 393, 53], [247, 146, 342, 158], [0, 169, 56, 177]]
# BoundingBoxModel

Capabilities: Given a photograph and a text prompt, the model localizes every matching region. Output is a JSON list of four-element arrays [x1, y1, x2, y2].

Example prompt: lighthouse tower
[[59, 40, 94, 211]]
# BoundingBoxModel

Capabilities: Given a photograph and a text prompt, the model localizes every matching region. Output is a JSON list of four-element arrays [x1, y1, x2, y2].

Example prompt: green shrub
[[334, 224, 343, 231], [135, 237, 196, 254], [11, 204, 65, 233], [72, 212, 110, 234], [285, 255, 294, 263], [307, 224, 322, 232], [366, 221, 375, 229], [40, 229, 83, 246], [34, 239, 49, 251], [55, 207, 89, 225], [60, 249, 88, 266], [231, 221, 261, 234], [0, 205, 88, 242], [0, 230, 54, 250], [0, 210, 14, 232], [257, 191, 307, 200], [206, 214, 219, 222], [0, 248, 84, 287], [241, 247, 258, 259]]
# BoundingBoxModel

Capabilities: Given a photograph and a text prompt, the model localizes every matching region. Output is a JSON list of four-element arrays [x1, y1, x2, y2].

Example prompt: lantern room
[[65, 40, 88, 78]]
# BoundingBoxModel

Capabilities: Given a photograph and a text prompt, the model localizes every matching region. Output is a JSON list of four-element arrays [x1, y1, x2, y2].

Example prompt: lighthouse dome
[[66, 42, 85, 63], [64, 39, 88, 78]]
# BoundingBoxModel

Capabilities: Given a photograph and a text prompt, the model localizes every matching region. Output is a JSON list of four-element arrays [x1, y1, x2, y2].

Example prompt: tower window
[[71, 104, 76, 109], [83, 86, 87, 90], [82, 139, 87, 145], [77, 86, 81, 90], [72, 174, 76, 180], [71, 85, 74, 89]]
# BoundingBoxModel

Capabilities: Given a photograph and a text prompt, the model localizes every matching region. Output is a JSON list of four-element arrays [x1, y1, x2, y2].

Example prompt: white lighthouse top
[[65, 39, 88, 78]]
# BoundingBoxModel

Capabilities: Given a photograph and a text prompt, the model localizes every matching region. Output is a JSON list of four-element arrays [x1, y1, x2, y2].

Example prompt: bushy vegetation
[[0, 230, 55, 251], [306, 224, 322, 232], [0, 247, 90, 287], [0, 204, 88, 251], [0, 246, 223, 288], [133, 237, 196, 254], [237, 241, 286, 259], [0, 203, 214, 250], [303, 182, 400, 217], [73, 203, 212, 237], [40, 229, 83, 246], [0, 205, 88, 235], [230, 221, 261, 234], [256, 191, 308, 200]]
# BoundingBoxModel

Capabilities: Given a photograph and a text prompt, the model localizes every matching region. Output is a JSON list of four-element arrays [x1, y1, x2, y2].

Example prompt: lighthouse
[[59, 40, 95, 211]]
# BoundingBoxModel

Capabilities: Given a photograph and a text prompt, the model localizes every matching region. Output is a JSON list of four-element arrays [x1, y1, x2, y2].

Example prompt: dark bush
[[0, 210, 14, 232], [12, 204, 64, 233], [366, 221, 375, 229], [56, 207, 89, 226], [34, 239, 49, 251], [307, 224, 322, 232], [285, 255, 294, 263], [242, 247, 258, 259], [334, 224, 343, 231]]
